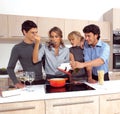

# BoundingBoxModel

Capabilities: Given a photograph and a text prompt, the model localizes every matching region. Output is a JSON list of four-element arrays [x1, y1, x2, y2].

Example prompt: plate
[[58, 63, 72, 72], [57, 63, 72, 76]]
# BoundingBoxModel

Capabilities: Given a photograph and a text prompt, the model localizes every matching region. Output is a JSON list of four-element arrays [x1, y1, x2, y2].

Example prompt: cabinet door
[[103, 8, 120, 30], [46, 96, 99, 114], [0, 100, 45, 114], [89, 21, 110, 41], [0, 15, 8, 38], [65, 19, 88, 40], [0, 78, 9, 87], [100, 94, 120, 114], [109, 72, 120, 80], [113, 9, 120, 30], [8, 15, 38, 38], [38, 17, 65, 39]]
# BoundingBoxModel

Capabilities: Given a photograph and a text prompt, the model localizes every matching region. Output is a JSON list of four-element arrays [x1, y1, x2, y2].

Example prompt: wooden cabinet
[[0, 14, 111, 43], [38, 17, 65, 39], [0, 15, 8, 38], [8, 15, 38, 38], [112, 9, 120, 30], [103, 8, 120, 30], [100, 93, 120, 114], [103, 8, 118, 71], [88, 21, 110, 41], [45, 96, 99, 114], [0, 77, 9, 88], [0, 75, 13, 88], [64, 19, 88, 39], [64, 19, 110, 41], [109, 72, 120, 80], [0, 100, 45, 114]]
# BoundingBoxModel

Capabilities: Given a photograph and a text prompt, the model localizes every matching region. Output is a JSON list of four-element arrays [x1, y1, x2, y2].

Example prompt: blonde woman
[[68, 31, 87, 81]]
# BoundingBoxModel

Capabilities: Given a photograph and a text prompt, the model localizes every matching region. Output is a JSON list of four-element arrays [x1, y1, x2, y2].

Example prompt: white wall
[[0, 0, 120, 21], [0, 44, 15, 68]]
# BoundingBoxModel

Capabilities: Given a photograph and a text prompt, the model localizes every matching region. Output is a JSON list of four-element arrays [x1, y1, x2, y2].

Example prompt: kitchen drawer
[[45, 96, 99, 114], [0, 100, 45, 114], [100, 93, 120, 114]]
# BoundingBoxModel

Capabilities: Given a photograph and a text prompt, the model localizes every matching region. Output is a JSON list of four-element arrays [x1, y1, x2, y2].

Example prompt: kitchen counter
[[1, 80, 120, 104], [0, 74, 9, 78]]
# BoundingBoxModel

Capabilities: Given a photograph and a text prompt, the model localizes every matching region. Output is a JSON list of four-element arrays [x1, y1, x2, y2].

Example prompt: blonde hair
[[68, 31, 83, 41]]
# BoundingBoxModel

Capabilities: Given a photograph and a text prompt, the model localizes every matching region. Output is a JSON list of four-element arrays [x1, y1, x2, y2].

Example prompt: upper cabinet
[[103, 8, 120, 30], [113, 9, 120, 30], [64, 19, 110, 41], [89, 21, 110, 41], [0, 14, 111, 42], [64, 19, 88, 39], [38, 17, 65, 39], [0, 14, 8, 38], [8, 15, 38, 38]]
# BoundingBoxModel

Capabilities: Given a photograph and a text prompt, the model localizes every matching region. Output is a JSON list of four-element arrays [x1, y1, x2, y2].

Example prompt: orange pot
[[48, 78, 67, 87], [50, 87, 66, 92]]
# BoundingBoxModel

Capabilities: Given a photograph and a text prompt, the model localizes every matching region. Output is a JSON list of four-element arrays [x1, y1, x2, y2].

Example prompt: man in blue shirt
[[70, 24, 110, 83]]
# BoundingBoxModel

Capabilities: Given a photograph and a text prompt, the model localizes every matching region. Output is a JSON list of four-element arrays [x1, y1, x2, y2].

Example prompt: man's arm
[[71, 58, 104, 69], [70, 58, 103, 84], [33, 36, 41, 63], [83, 58, 104, 68], [7, 47, 24, 88], [86, 66, 97, 83]]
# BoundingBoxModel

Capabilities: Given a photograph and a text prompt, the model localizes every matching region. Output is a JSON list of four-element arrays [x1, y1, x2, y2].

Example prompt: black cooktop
[[45, 83, 95, 93]]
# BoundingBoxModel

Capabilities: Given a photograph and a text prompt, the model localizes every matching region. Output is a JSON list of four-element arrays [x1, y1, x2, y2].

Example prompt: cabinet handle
[[0, 106, 35, 112], [53, 100, 94, 107], [107, 98, 120, 101]]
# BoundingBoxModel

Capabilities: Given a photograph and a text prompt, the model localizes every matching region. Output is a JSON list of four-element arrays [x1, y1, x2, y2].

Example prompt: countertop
[[0, 74, 9, 78], [1, 80, 120, 104]]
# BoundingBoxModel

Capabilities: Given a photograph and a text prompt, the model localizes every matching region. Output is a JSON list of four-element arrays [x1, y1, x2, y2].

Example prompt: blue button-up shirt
[[38, 44, 70, 76], [84, 40, 110, 75]]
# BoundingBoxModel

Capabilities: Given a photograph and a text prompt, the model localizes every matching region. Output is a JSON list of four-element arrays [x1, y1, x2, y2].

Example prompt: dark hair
[[21, 20, 37, 34], [83, 24, 100, 40]]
